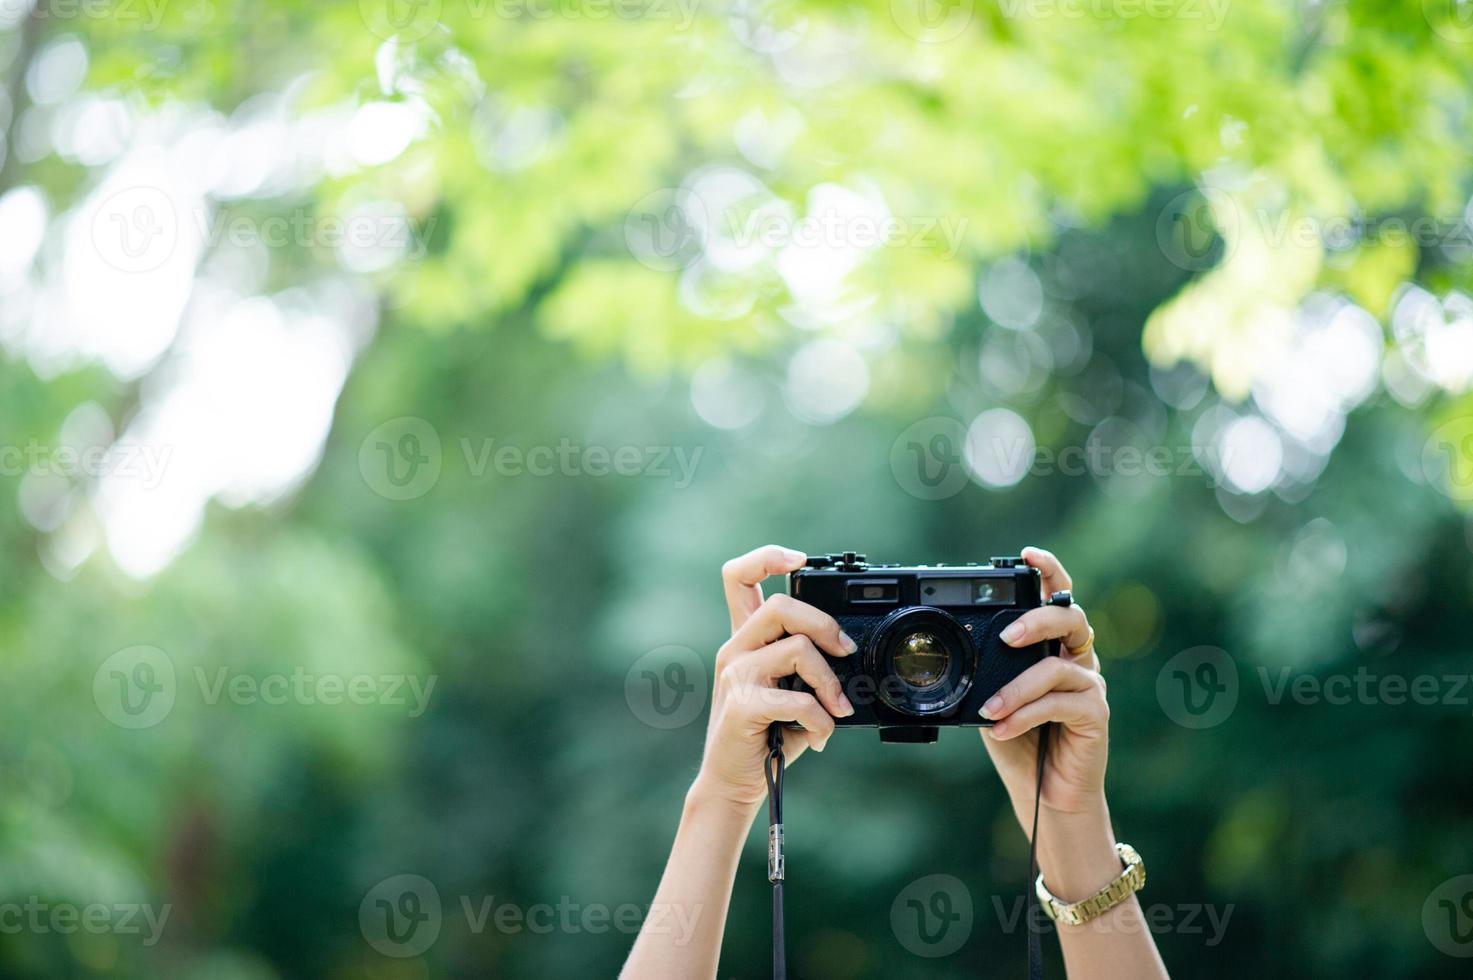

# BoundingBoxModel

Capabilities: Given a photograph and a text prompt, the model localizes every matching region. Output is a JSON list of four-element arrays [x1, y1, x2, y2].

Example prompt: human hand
[[979, 547, 1108, 827], [691, 545, 857, 810]]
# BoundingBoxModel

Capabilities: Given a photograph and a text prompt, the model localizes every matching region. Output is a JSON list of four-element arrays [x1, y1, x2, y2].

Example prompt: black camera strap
[[765, 720, 1051, 980], [1027, 721, 1051, 980], [765, 723, 786, 980]]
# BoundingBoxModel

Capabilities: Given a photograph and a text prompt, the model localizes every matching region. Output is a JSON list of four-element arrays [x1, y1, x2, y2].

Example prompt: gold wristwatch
[[1035, 842, 1146, 926]]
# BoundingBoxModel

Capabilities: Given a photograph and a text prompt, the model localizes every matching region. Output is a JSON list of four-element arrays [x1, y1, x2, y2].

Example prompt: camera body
[[783, 552, 1064, 743]]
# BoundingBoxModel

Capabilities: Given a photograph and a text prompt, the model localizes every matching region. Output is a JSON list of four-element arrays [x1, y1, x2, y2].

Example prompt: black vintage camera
[[783, 552, 1068, 744]]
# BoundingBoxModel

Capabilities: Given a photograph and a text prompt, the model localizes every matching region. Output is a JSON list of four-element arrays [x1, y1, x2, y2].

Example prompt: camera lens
[[867, 607, 976, 717], [893, 631, 950, 689]]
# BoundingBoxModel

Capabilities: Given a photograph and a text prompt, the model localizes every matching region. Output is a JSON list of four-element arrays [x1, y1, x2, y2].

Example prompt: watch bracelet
[[1035, 842, 1145, 926]]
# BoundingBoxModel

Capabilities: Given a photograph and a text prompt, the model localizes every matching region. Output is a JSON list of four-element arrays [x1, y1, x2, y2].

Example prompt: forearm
[[1032, 799, 1170, 980], [621, 780, 761, 980]]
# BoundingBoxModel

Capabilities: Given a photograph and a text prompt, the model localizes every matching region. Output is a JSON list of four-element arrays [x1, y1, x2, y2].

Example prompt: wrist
[[1034, 796, 1123, 903], [686, 775, 764, 828]]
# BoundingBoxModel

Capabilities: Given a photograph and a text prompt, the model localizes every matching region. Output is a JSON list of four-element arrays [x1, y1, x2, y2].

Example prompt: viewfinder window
[[847, 579, 899, 603]]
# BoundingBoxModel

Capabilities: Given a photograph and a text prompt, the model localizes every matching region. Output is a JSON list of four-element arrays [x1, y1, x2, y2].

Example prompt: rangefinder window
[[973, 578, 1015, 605], [846, 579, 899, 604], [919, 577, 1016, 606]]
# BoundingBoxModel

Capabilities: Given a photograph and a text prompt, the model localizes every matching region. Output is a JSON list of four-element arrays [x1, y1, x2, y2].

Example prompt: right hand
[[692, 545, 857, 809]]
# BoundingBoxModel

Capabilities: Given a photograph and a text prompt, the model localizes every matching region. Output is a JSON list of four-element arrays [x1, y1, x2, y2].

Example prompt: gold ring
[[1065, 626, 1095, 657]]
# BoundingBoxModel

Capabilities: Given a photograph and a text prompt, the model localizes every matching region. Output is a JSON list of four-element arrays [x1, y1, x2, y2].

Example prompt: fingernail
[[782, 548, 806, 565], [815, 737, 828, 752], [839, 631, 858, 654], [838, 693, 855, 717], [1000, 622, 1025, 645], [981, 695, 1003, 719], [991, 720, 1010, 738]]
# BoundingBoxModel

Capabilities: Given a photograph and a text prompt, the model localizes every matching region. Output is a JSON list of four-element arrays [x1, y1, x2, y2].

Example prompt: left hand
[[979, 547, 1108, 827]]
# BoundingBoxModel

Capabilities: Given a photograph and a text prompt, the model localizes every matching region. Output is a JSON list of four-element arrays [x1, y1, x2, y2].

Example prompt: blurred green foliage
[[3, 0, 1473, 978]]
